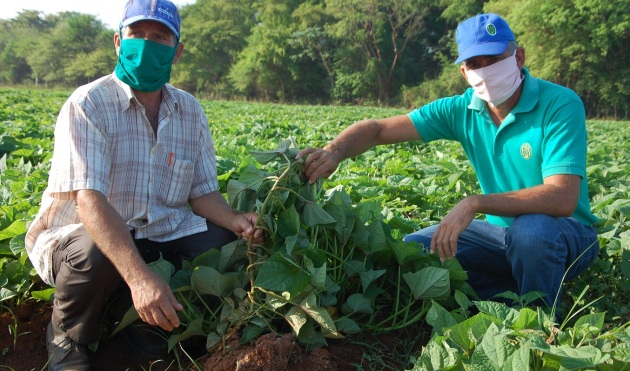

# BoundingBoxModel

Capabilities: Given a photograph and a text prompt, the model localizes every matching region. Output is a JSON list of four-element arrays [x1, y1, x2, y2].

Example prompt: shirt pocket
[[157, 155, 194, 207]]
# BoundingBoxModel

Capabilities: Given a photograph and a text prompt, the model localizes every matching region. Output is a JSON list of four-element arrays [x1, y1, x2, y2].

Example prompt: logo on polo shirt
[[520, 143, 532, 160]]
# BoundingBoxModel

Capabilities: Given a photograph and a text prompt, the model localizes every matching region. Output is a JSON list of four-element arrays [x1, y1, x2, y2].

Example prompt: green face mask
[[115, 38, 177, 92]]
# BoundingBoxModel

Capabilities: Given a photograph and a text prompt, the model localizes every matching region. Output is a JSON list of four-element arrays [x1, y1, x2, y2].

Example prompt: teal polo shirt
[[408, 68, 597, 227]]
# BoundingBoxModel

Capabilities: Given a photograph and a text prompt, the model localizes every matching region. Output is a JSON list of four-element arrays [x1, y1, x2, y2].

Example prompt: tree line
[[1, 0, 628, 119]]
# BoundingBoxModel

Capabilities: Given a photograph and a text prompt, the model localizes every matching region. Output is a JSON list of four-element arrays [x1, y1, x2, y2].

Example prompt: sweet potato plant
[[133, 138, 471, 352]]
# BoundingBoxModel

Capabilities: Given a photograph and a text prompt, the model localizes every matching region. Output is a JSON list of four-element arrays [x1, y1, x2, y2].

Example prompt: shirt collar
[[111, 72, 180, 115]]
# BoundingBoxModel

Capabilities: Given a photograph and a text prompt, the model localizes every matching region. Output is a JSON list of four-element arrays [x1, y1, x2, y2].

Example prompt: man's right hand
[[128, 269, 183, 331], [297, 147, 340, 184]]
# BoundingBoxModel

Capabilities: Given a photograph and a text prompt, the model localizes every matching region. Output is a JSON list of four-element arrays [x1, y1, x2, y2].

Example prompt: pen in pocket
[[168, 152, 174, 166]]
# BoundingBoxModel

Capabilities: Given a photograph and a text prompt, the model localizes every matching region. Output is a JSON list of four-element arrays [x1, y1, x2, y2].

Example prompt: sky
[[1, 0, 194, 29]]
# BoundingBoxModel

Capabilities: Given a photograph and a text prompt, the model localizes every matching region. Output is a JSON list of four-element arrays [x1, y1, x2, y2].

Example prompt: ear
[[459, 64, 469, 81], [515, 47, 525, 69], [172, 42, 184, 64], [114, 32, 121, 56]]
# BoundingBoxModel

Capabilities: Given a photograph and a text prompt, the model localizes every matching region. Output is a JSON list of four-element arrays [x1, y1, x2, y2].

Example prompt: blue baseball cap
[[454, 14, 514, 64], [119, 0, 181, 39]]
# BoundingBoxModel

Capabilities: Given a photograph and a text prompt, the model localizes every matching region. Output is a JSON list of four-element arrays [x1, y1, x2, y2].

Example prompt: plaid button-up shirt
[[25, 74, 218, 286]]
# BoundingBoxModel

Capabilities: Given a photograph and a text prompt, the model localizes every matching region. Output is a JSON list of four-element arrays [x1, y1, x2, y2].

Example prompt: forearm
[[189, 191, 240, 230], [466, 180, 579, 218], [324, 119, 384, 163], [75, 190, 150, 286]]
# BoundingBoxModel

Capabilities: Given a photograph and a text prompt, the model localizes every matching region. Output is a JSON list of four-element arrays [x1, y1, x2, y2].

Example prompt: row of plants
[[1, 88, 629, 368]]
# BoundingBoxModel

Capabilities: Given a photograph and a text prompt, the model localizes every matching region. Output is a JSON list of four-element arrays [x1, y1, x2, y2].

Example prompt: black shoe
[[122, 322, 171, 359], [46, 321, 91, 371]]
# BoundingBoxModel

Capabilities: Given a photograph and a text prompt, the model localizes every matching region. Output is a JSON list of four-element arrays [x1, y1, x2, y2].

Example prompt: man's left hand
[[430, 196, 477, 263], [234, 212, 264, 244]]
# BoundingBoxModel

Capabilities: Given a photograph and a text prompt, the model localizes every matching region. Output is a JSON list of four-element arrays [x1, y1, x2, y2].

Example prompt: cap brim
[[454, 41, 509, 64], [121, 15, 179, 39]]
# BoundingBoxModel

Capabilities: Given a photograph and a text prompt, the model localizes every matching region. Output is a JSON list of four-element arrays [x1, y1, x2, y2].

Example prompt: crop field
[[1, 87, 629, 369]]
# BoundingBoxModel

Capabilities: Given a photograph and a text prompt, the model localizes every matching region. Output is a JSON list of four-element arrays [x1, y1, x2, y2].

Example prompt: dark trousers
[[51, 222, 237, 345]]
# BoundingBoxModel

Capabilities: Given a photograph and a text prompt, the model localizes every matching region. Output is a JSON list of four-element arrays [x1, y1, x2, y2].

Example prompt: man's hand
[[431, 196, 478, 262], [128, 269, 183, 331], [75, 190, 183, 331], [297, 147, 340, 184], [233, 212, 264, 244]]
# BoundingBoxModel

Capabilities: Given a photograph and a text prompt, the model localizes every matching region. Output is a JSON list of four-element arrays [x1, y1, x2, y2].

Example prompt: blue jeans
[[403, 214, 599, 306]]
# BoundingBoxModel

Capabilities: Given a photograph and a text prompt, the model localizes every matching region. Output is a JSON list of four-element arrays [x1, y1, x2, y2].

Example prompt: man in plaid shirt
[[25, 1, 262, 369]]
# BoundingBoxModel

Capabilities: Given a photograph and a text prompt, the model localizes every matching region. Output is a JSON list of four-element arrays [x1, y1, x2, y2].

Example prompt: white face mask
[[464, 53, 523, 107]]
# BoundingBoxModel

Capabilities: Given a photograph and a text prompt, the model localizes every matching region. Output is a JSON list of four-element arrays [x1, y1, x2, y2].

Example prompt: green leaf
[[334, 317, 361, 334], [277, 204, 300, 238], [0, 135, 22, 155], [358, 269, 386, 293], [206, 332, 222, 351], [293, 321, 327, 347], [0, 220, 27, 242], [454, 290, 471, 312], [403, 267, 450, 299], [218, 240, 247, 273], [31, 288, 55, 301], [147, 257, 175, 284], [302, 202, 336, 227], [191, 248, 220, 270], [9, 233, 25, 255], [621, 247, 630, 279], [286, 305, 308, 336], [112, 306, 140, 336], [254, 253, 310, 297], [391, 239, 423, 265], [0, 288, 17, 302], [192, 266, 241, 297], [444, 313, 501, 354], [240, 323, 266, 345], [341, 293, 373, 315], [442, 258, 468, 281], [167, 318, 205, 352], [297, 293, 340, 338], [506, 346, 531, 371], [367, 221, 388, 253], [170, 270, 191, 291], [471, 323, 517, 370], [474, 301, 520, 325], [547, 344, 610, 369], [227, 179, 257, 212], [512, 308, 539, 330], [237, 165, 266, 191], [4, 260, 29, 283], [413, 339, 461, 370], [304, 257, 327, 291], [426, 300, 458, 336], [283, 235, 299, 255], [249, 138, 297, 165], [574, 312, 606, 336]]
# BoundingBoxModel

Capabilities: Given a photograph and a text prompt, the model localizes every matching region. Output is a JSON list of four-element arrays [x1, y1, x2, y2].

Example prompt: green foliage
[[1, 89, 629, 367], [410, 299, 630, 370], [171, 0, 255, 96], [133, 138, 469, 351], [0, 11, 114, 87], [0, 89, 65, 307], [1, 1, 628, 116]]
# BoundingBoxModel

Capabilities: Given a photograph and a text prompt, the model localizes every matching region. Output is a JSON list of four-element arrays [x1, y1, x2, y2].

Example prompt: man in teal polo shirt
[[297, 13, 599, 309]]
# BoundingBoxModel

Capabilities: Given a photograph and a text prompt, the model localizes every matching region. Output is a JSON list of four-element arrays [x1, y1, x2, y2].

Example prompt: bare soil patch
[[0, 301, 427, 370]]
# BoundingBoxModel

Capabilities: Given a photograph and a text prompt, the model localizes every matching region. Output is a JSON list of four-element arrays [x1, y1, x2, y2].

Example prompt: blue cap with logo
[[119, 0, 181, 39], [454, 14, 514, 64]]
